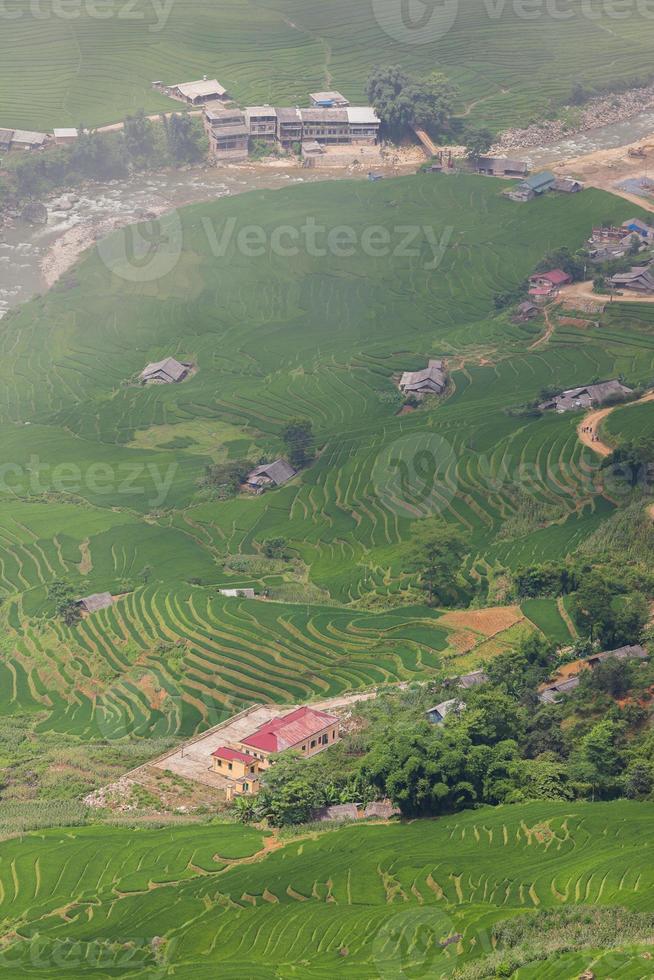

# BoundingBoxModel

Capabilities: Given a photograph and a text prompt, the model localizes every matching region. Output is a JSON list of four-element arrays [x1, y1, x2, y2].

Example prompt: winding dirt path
[[528, 305, 555, 349], [577, 389, 654, 457]]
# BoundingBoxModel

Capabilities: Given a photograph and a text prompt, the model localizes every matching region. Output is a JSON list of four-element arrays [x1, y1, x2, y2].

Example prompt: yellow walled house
[[234, 705, 340, 769], [211, 746, 260, 795]]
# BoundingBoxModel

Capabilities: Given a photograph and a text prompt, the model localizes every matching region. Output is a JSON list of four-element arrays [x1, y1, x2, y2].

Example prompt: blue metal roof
[[523, 170, 556, 191]]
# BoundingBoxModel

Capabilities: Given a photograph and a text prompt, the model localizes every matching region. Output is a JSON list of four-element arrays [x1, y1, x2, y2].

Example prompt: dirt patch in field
[[447, 630, 477, 653], [440, 605, 524, 637], [137, 673, 168, 711], [557, 316, 593, 328]]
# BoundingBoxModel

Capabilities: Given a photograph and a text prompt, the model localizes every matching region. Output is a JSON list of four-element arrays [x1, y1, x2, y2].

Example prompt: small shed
[[538, 676, 580, 703], [53, 128, 78, 145], [77, 592, 113, 614], [172, 79, 228, 105], [426, 698, 464, 724], [309, 91, 349, 108], [0, 129, 13, 151], [140, 357, 191, 384], [246, 458, 296, 491], [219, 588, 256, 599]]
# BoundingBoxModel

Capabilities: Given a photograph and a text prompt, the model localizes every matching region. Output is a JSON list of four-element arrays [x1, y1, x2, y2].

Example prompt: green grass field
[[0, 174, 653, 737], [3, 0, 654, 129], [1, 802, 653, 977]]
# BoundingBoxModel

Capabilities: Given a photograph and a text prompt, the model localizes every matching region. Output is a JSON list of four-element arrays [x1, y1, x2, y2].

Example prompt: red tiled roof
[[211, 746, 253, 764], [538, 268, 570, 285], [241, 706, 338, 753]]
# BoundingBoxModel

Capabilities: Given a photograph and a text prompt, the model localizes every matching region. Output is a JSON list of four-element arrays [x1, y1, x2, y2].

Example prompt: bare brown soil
[[440, 605, 524, 637]]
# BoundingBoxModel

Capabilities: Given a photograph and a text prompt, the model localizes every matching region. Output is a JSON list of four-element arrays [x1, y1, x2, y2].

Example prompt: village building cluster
[[539, 380, 633, 413], [504, 170, 583, 203], [202, 98, 380, 163], [210, 705, 340, 800]]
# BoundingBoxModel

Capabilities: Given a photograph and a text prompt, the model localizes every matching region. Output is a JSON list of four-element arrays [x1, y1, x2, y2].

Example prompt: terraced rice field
[[603, 398, 654, 446], [3, 0, 654, 129], [1, 175, 653, 736], [1, 802, 653, 977]]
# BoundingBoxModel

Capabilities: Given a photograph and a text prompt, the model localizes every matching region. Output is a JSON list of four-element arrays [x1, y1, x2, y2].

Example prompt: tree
[[164, 113, 204, 164], [571, 719, 624, 798], [465, 127, 493, 162], [123, 109, 156, 165], [47, 580, 80, 627], [409, 521, 468, 606], [200, 460, 250, 498], [366, 65, 456, 138], [536, 246, 585, 282], [262, 537, 289, 559], [281, 419, 315, 469], [602, 438, 654, 489], [571, 572, 614, 643]]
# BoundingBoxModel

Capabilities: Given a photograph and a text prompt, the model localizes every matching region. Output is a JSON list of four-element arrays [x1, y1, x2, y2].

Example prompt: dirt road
[[577, 389, 654, 457], [560, 279, 654, 306]]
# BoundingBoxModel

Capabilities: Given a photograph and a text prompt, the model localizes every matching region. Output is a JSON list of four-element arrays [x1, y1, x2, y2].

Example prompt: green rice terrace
[[0, 174, 653, 737], [1, 802, 654, 977], [3, 0, 654, 130]]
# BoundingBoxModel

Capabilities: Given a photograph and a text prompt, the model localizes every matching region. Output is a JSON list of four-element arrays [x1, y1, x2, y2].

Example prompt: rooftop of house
[[11, 129, 47, 144], [140, 357, 189, 382], [346, 106, 380, 125], [275, 107, 302, 123], [400, 361, 447, 390], [428, 698, 464, 719], [211, 124, 250, 139], [53, 128, 78, 138], [457, 670, 489, 689], [247, 458, 296, 485], [211, 746, 254, 764], [245, 105, 277, 117], [78, 592, 113, 613], [241, 705, 339, 753], [532, 268, 571, 285], [523, 170, 556, 190], [0, 128, 13, 142], [175, 79, 226, 99], [310, 90, 349, 105], [299, 108, 348, 123]]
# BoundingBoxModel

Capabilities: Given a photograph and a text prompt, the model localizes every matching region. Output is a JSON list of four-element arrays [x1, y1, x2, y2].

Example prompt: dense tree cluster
[[366, 66, 457, 139]]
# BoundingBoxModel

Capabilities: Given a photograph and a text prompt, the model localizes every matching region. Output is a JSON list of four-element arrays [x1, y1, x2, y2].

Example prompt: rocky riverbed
[[491, 83, 654, 154]]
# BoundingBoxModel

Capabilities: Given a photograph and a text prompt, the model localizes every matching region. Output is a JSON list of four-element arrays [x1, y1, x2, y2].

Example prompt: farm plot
[[0, 177, 653, 744], [3, 0, 654, 130], [6, 591, 450, 738], [1, 802, 654, 977]]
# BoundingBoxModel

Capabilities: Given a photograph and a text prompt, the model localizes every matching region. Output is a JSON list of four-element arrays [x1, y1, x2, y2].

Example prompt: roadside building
[[539, 379, 633, 412], [607, 266, 654, 293], [346, 106, 381, 143], [234, 706, 340, 769], [275, 107, 303, 147], [171, 79, 228, 105], [53, 128, 78, 145], [211, 747, 260, 800], [10, 129, 48, 150], [0, 129, 12, 151], [244, 105, 277, 143], [399, 359, 447, 396], [506, 170, 556, 202], [299, 108, 350, 144], [77, 592, 113, 614], [528, 268, 571, 292], [140, 357, 191, 384], [205, 107, 249, 161], [310, 90, 350, 107], [587, 644, 648, 667], [245, 458, 296, 491], [552, 177, 583, 193], [476, 156, 528, 177], [539, 645, 648, 703], [301, 139, 324, 164]]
